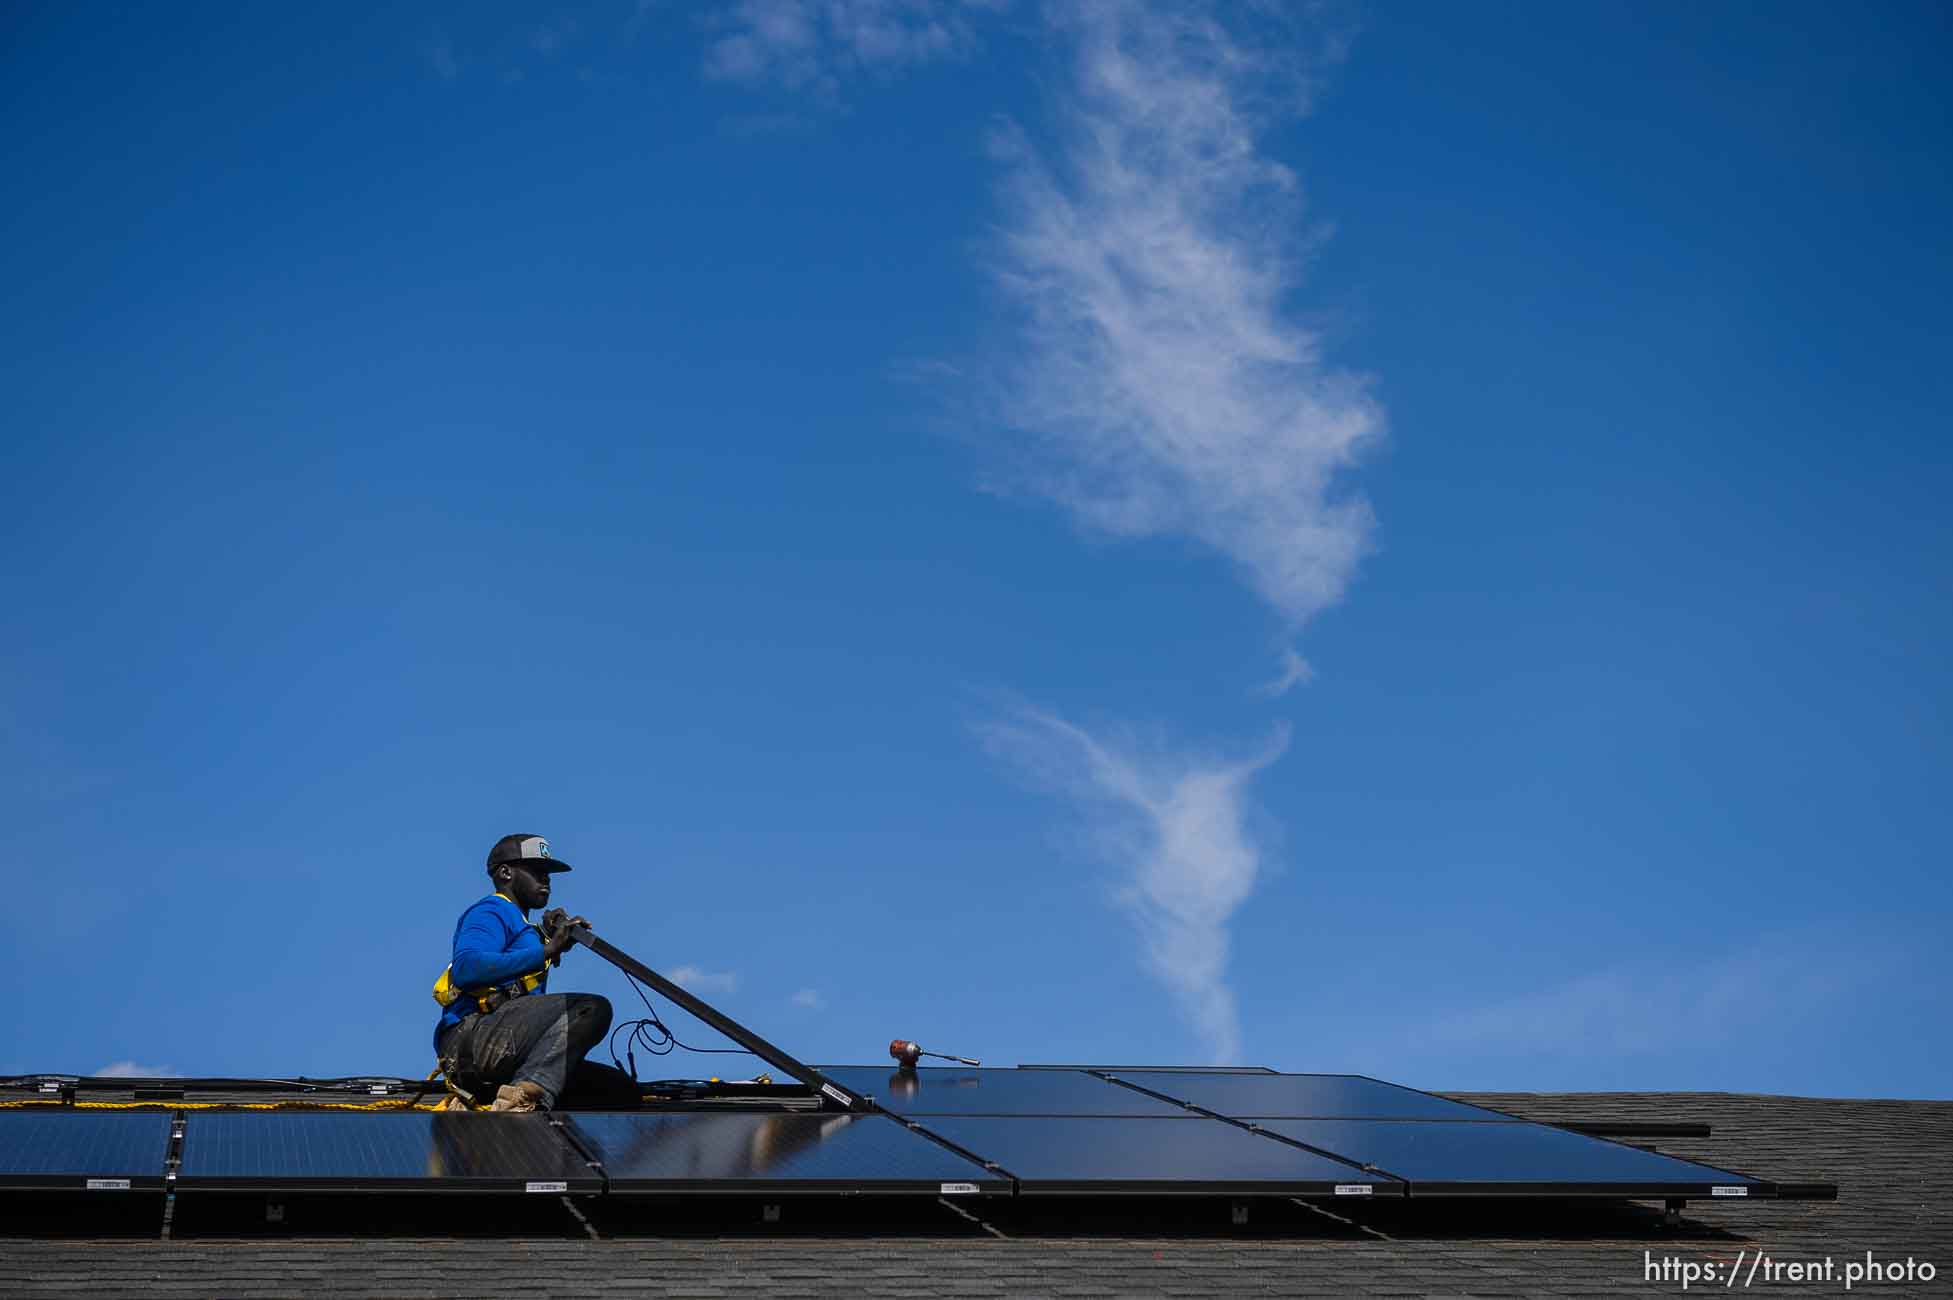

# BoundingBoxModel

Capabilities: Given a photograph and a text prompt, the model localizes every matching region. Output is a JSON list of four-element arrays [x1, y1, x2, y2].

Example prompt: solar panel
[[0, 1112, 172, 1191], [1107, 1071, 1512, 1121], [906, 1115, 1403, 1196], [176, 1112, 600, 1193], [815, 1066, 1186, 1116], [1258, 1119, 1771, 1197], [1020, 1064, 1279, 1074], [569, 1112, 1009, 1194]]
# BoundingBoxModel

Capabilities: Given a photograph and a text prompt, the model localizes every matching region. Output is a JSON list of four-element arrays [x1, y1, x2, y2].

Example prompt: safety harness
[[430, 895, 555, 1110], [431, 894, 549, 1017], [432, 964, 545, 1016]]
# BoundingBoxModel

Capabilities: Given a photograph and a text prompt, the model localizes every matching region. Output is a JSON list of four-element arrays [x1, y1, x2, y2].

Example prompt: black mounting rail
[[566, 925, 866, 1113], [1560, 1122, 1712, 1140]]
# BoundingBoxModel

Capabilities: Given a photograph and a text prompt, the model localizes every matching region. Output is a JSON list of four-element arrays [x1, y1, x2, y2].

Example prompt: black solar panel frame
[[1095, 1069, 1518, 1122], [174, 1111, 603, 1195], [898, 1114, 1407, 1198], [1089, 1073, 1781, 1199], [0, 1110, 173, 1192], [813, 1066, 1761, 1200], [1259, 1120, 1779, 1200]]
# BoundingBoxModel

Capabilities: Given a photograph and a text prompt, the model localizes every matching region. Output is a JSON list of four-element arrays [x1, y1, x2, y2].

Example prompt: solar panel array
[[0, 1069, 1772, 1202], [1087, 1071, 1762, 1197]]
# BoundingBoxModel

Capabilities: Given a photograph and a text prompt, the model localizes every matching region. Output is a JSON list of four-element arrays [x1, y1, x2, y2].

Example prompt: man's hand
[[540, 910, 590, 962]]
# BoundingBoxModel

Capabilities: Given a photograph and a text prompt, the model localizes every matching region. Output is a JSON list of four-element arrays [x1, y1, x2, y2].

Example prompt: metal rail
[[1560, 1122, 1712, 1139], [566, 925, 865, 1112]]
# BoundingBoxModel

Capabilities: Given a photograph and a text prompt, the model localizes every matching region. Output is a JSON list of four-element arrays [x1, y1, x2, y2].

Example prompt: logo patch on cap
[[537, 841, 550, 858]]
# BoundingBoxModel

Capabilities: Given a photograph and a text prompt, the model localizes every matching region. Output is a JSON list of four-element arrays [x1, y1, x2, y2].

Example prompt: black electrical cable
[[608, 969, 753, 1083]]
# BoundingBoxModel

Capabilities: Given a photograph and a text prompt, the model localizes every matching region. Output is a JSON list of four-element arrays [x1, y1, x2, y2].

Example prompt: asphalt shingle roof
[[4, 1090, 1948, 1298]]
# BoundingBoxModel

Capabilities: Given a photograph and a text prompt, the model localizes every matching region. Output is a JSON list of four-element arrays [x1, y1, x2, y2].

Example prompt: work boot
[[488, 1081, 547, 1113]]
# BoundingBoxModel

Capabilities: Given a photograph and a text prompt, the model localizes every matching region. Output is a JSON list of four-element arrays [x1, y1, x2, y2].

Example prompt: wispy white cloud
[[979, 705, 1286, 1063], [1257, 645, 1314, 697], [704, 0, 1003, 97], [96, 1060, 178, 1078], [790, 987, 825, 1009], [987, 1, 1379, 634], [667, 965, 741, 995], [1422, 943, 1892, 1064], [965, 4, 1361, 1066]]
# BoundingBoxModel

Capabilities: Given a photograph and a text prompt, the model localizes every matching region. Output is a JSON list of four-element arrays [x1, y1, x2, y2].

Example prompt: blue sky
[[5, 1, 1947, 1099]]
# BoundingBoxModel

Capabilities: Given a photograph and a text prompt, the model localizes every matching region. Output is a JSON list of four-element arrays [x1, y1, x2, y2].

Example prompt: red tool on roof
[[889, 1039, 981, 1069]]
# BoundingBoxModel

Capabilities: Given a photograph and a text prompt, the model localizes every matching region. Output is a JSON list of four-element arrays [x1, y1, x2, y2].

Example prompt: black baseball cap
[[486, 833, 573, 874]]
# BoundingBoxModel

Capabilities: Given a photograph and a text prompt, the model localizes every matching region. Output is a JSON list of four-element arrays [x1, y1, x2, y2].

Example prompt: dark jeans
[[439, 992, 636, 1110]]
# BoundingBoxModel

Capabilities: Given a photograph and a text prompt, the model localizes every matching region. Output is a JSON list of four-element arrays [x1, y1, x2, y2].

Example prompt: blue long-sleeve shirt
[[433, 893, 548, 1049]]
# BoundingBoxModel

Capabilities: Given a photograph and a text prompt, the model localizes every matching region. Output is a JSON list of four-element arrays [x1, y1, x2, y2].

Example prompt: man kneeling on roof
[[434, 834, 636, 1112]]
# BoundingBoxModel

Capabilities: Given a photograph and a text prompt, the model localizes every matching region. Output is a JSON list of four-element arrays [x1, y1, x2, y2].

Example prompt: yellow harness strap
[[430, 893, 548, 1013]]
